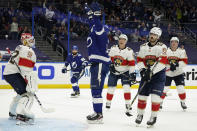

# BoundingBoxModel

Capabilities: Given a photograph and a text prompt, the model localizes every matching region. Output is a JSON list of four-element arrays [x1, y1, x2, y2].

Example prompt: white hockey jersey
[[137, 42, 167, 75], [166, 47, 188, 77], [3, 45, 36, 77], [109, 45, 135, 74]]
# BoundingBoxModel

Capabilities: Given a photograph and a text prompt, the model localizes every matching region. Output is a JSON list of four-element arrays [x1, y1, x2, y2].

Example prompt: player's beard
[[72, 52, 77, 55], [149, 37, 157, 45]]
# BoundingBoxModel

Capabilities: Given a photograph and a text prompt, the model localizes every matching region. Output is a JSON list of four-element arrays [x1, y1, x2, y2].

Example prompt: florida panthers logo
[[168, 56, 179, 64], [145, 55, 157, 66], [113, 56, 124, 67], [71, 61, 77, 69]]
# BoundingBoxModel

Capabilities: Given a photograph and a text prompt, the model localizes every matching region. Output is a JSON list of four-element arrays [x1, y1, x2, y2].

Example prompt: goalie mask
[[21, 33, 35, 48]]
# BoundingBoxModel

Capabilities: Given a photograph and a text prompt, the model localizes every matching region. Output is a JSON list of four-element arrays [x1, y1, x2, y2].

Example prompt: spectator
[[153, 10, 164, 27], [10, 17, 19, 40], [130, 29, 139, 42]]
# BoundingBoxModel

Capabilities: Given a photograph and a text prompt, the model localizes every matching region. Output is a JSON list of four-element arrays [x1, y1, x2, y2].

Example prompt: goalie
[[3, 33, 37, 125]]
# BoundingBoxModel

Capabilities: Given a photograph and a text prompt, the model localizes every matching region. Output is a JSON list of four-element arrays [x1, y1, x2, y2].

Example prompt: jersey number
[[9, 50, 19, 64]]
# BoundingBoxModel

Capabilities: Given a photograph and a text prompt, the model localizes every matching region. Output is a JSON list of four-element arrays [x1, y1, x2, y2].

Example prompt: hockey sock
[[151, 94, 161, 117], [106, 87, 115, 102], [123, 85, 131, 104], [177, 85, 186, 102], [137, 95, 148, 115]]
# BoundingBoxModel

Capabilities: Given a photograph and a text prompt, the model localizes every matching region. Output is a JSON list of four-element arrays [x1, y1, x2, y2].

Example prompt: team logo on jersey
[[113, 56, 124, 66], [168, 56, 179, 64], [145, 55, 157, 66], [27, 51, 33, 58], [71, 61, 77, 69]]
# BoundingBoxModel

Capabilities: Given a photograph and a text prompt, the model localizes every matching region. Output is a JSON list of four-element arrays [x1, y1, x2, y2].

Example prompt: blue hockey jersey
[[64, 53, 88, 72], [87, 16, 110, 64]]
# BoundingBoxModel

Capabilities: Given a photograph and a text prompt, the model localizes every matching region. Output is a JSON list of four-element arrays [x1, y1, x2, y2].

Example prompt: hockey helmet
[[150, 27, 162, 38], [170, 37, 179, 43], [72, 45, 78, 51], [119, 34, 128, 42]]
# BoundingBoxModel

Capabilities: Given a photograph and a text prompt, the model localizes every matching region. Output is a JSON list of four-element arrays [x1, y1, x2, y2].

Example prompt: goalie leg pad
[[16, 93, 35, 119], [26, 71, 38, 94], [9, 95, 21, 116]]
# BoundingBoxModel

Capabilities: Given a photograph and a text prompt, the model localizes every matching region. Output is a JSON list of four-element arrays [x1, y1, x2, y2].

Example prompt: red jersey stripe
[[18, 57, 35, 68]]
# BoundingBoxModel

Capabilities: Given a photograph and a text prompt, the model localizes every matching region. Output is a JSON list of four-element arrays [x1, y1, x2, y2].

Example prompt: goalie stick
[[6, 47, 55, 113]]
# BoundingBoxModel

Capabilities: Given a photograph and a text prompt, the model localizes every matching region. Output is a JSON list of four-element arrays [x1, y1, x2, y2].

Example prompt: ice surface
[[0, 89, 197, 131]]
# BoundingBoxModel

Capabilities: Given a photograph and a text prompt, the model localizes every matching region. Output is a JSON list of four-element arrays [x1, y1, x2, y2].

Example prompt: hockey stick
[[6, 47, 55, 113], [129, 57, 161, 109]]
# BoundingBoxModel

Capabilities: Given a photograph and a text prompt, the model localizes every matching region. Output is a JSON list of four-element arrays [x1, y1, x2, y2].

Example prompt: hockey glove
[[62, 67, 67, 73], [170, 62, 179, 71], [90, 2, 101, 16], [129, 72, 136, 83], [140, 68, 152, 82], [109, 64, 116, 73], [84, 3, 93, 19]]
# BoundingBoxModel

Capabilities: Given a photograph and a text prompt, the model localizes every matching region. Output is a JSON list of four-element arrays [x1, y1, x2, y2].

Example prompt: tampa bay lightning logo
[[71, 62, 77, 69]]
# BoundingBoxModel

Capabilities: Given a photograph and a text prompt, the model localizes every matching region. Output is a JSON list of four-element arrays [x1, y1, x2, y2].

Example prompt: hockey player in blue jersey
[[62, 45, 88, 97], [85, 2, 110, 123]]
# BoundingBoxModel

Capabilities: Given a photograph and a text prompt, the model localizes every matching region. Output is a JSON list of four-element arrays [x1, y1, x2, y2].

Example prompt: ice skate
[[147, 116, 157, 128], [87, 112, 103, 124], [9, 112, 16, 120], [180, 101, 187, 110], [106, 102, 111, 109], [16, 114, 35, 125], [71, 91, 80, 98], [135, 114, 143, 126], [125, 104, 132, 116]]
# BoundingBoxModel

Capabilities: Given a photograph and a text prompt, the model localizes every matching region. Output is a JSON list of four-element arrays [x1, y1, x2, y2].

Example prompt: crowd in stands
[[0, 0, 196, 43], [152, 0, 197, 25], [0, 6, 32, 40]]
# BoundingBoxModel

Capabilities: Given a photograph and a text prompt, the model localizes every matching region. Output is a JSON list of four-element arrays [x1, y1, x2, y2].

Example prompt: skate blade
[[125, 112, 133, 117], [147, 125, 154, 128], [87, 119, 103, 124], [8, 116, 16, 120], [70, 95, 80, 98], [136, 124, 141, 127], [16, 120, 35, 125]]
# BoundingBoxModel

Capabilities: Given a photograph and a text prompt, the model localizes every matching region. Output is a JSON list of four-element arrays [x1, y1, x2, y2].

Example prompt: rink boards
[[0, 62, 197, 89]]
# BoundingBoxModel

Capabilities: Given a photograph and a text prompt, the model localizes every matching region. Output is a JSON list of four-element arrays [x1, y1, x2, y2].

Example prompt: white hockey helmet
[[119, 34, 128, 42], [150, 27, 162, 38], [170, 37, 179, 43]]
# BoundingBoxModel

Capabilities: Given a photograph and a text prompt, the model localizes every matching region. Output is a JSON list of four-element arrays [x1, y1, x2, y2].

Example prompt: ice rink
[[0, 89, 197, 131]]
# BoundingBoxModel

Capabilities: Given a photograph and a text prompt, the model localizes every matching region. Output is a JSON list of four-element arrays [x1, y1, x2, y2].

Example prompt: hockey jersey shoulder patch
[[157, 42, 164, 46]]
